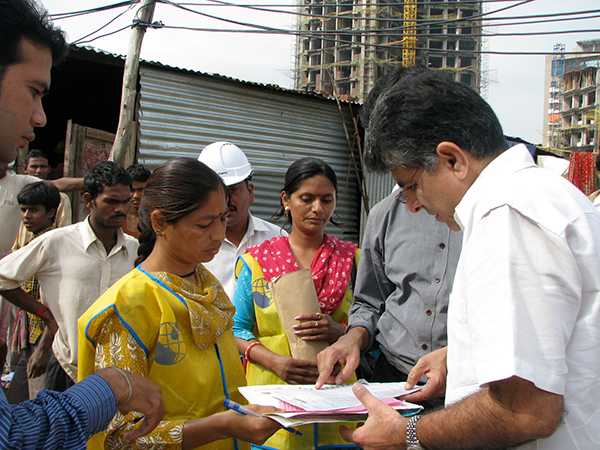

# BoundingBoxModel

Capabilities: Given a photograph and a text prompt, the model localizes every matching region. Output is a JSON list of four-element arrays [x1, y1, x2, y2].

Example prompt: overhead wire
[[156, 0, 532, 35], [175, 0, 527, 7], [59, 0, 600, 55], [75, 24, 134, 45], [71, 3, 136, 44], [49, 1, 137, 20]]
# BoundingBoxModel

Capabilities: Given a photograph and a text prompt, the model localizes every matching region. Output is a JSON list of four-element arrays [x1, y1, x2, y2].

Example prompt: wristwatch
[[406, 414, 425, 450]]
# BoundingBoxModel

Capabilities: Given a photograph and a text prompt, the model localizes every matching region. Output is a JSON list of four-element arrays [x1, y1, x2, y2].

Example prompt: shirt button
[[425, 309, 432, 316], [421, 344, 428, 350], [439, 243, 446, 249], [433, 278, 441, 284]]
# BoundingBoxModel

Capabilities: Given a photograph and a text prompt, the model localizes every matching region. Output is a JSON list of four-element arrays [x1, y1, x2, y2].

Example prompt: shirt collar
[[454, 144, 536, 231], [79, 216, 129, 254]]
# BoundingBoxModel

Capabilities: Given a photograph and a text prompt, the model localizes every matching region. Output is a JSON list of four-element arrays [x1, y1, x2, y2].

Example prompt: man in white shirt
[[198, 141, 283, 298], [0, 161, 138, 391], [324, 68, 600, 449]]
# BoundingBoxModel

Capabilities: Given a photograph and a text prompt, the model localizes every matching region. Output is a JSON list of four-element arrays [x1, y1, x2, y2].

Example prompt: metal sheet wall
[[137, 66, 360, 242], [359, 169, 396, 243]]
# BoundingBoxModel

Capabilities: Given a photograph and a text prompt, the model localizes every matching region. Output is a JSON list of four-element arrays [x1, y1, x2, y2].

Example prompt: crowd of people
[[1, 1, 599, 450]]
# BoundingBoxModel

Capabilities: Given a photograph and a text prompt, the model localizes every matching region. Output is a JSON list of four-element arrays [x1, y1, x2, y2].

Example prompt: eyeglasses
[[395, 168, 423, 204]]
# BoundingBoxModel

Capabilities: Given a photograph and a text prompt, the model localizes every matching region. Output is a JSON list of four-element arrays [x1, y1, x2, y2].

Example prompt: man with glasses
[[198, 141, 283, 298], [317, 69, 461, 395]]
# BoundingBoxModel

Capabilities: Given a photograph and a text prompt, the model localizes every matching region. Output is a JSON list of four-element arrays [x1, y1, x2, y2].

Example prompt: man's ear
[[82, 192, 94, 210], [47, 207, 57, 223], [247, 181, 256, 203], [436, 141, 470, 181]]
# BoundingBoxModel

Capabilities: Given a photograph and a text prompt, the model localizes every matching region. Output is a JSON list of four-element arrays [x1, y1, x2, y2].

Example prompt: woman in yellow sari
[[232, 157, 359, 450], [78, 158, 279, 449]]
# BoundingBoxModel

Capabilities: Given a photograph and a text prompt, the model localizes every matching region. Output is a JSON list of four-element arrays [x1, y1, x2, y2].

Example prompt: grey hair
[[364, 69, 507, 172]]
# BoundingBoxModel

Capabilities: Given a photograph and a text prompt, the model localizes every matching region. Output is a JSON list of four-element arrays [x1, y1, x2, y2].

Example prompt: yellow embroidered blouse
[[78, 265, 247, 450]]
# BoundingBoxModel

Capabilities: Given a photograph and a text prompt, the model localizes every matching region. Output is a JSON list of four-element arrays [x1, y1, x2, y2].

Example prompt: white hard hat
[[198, 141, 252, 186]]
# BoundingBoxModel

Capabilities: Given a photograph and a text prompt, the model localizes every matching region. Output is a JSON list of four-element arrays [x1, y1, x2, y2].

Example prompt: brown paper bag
[[271, 269, 327, 362]]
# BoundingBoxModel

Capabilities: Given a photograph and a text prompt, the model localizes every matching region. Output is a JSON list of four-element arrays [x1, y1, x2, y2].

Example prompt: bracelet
[[113, 367, 133, 403], [243, 341, 262, 369]]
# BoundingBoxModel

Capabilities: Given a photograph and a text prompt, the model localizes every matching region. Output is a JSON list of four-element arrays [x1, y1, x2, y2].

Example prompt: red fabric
[[567, 152, 597, 195], [248, 235, 357, 315]]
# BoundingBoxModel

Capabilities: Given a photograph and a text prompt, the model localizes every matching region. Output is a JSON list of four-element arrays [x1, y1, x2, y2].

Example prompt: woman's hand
[[223, 405, 282, 444], [272, 355, 319, 384], [293, 312, 345, 344]]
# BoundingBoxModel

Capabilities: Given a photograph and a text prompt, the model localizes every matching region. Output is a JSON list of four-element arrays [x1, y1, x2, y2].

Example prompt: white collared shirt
[[0, 218, 138, 379], [448, 144, 600, 449], [204, 214, 284, 299], [0, 173, 39, 256]]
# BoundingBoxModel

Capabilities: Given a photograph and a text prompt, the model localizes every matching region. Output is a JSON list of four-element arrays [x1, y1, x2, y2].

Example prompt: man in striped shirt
[[0, 1, 164, 447]]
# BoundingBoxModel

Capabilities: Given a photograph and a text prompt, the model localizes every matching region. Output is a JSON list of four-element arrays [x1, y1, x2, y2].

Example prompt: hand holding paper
[[340, 383, 407, 450]]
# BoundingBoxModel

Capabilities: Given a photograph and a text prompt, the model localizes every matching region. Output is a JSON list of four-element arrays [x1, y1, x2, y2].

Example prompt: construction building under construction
[[293, 0, 482, 100], [543, 40, 600, 153]]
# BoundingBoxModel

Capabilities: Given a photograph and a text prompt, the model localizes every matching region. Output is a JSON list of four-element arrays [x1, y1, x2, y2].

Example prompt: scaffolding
[[294, 0, 483, 100]]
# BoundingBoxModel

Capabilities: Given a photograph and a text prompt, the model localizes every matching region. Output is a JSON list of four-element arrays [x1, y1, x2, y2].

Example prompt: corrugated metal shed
[[138, 66, 361, 242], [359, 170, 395, 242]]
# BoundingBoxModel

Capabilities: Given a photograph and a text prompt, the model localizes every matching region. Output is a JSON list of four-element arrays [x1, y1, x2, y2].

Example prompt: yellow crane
[[402, 0, 417, 67]]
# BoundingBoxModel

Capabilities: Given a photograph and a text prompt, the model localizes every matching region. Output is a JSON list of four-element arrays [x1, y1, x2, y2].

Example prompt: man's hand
[[339, 383, 406, 450], [403, 347, 447, 403], [272, 355, 319, 384], [315, 327, 367, 388], [27, 343, 50, 378], [96, 368, 164, 442], [293, 313, 345, 344]]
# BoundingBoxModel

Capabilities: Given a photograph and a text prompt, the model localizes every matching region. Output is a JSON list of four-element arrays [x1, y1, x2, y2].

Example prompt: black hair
[[17, 180, 60, 212], [83, 161, 132, 199], [274, 157, 338, 226], [365, 68, 508, 171], [135, 158, 225, 266], [126, 163, 152, 183], [0, 0, 68, 84], [26, 148, 49, 164]]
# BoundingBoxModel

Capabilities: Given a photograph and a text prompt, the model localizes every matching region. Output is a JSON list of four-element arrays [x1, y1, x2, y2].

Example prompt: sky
[[42, 0, 600, 144]]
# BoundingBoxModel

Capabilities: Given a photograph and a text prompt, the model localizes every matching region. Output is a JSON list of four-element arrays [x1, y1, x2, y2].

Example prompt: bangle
[[243, 341, 261, 370], [113, 367, 133, 403]]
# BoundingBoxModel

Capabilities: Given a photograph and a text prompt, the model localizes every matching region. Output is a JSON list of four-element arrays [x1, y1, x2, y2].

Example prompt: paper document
[[238, 381, 424, 427]]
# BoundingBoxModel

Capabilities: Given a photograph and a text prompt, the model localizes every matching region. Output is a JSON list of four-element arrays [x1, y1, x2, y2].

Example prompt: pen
[[223, 399, 303, 436]]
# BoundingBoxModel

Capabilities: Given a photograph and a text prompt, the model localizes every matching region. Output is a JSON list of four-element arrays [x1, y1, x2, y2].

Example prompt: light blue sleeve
[[232, 261, 257, 341]]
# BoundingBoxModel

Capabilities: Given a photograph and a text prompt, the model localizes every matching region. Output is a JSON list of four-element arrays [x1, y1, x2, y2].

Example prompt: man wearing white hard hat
[[198, 142, 283, 298]]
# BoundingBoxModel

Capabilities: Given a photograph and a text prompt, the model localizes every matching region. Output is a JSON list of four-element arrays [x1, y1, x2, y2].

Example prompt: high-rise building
[[293, 0, 482, 100], [543, 40, 600, 152]]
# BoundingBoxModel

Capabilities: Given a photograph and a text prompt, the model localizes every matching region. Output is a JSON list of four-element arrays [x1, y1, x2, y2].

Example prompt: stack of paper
[[238, 381, 424, 427]]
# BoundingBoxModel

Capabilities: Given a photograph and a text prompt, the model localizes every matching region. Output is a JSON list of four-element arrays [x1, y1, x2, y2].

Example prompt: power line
[[75, 24, 133, 45], [164, 0, 539, 26], [158, 0, 533, 33], [175, 0, 523, 7], [49, 1, 137, 20], [71, 3, 136, 44], [157, 25, 600, 38], [147, 21, 600, 55]]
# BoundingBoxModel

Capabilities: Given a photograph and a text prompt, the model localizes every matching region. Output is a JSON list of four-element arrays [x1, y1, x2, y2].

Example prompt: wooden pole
[[110, 0, 156, 167]]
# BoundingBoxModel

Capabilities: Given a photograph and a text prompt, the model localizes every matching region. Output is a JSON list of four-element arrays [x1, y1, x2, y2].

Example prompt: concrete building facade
[[293, 0, 482, 100], [543, 40, 600, 152]]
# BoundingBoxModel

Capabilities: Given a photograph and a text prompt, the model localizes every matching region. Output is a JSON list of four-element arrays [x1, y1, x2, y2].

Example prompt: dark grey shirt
[[349, 192, 462, 375]]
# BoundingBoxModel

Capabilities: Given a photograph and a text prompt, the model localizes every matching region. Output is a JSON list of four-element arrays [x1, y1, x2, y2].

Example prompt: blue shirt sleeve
[[0, 374, 116, 449], [232, 261, 257, 341]]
